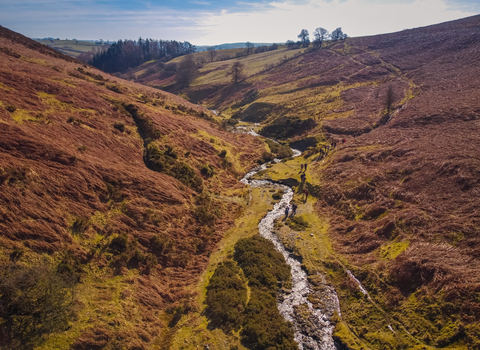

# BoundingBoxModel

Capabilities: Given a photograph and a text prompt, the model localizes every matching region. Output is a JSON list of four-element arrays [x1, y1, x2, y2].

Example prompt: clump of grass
[[67, 116, 82, 126], [272, 189, 284, 200], [106, 84, 122, 93]]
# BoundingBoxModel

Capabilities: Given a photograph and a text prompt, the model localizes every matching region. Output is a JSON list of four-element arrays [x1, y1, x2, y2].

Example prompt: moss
[[379, 241, 409, 260], [332, 318, 366, 350], [286, 215, 310, 231]]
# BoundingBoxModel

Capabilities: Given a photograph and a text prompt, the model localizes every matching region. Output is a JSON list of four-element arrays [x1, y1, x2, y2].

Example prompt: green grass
[[192, 47, 304, 86], [35, 39, 101, 57], [167, 186, 282, 349]]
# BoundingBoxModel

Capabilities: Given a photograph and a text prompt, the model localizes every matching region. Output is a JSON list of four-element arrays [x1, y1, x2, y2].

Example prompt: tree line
[[287, 27, 348, 49], [87, 38, 196, 73]]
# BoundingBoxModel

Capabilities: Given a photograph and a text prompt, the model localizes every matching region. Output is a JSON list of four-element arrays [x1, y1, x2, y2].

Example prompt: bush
[[109, 233, 129, 254], [0, 263, 76, 349], [113, 122, 125, 132], [201, 164, 215, 178], [260, 116, 317, 139], [272, 190, 284, 200], [205, 261, 247, 332], [265, 139, 293, 158], [67, 116, 82, 126], [219, 150, 227, 158], [70, 217, 89, 235], [5, 105, 16, 113], [106, 84, 122, 93], [170, 161, 203, 193], [150, 234, 174, 256], [233, 236, 295, 349], [234, 236, 291, 290], [241, 289, 296, 350]]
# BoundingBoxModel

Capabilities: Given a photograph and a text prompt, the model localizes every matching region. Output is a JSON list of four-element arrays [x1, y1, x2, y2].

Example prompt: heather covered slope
[[145, 15, 480, 349], [0, 25, 263, 349]]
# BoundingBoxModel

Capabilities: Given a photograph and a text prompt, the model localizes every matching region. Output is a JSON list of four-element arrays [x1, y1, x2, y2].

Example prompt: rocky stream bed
[[240, 151, 342, 350]]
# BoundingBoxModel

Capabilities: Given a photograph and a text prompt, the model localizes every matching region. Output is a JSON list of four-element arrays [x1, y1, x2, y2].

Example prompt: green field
[[34, 39, 103, 57]]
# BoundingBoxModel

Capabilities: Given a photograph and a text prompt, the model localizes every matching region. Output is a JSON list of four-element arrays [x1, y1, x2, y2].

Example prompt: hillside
[[130, 15, 480, 349], [0, 25, 264, 349]]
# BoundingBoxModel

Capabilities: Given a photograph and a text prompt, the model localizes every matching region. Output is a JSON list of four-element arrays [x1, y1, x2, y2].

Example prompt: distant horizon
[[2, 0, 479, 46], [28, 13, 480, 49]]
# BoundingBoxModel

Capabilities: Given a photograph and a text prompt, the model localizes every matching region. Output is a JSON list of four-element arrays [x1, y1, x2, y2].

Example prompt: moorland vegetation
[[0, 25, 265, 349], [121, 16, 480, 350]]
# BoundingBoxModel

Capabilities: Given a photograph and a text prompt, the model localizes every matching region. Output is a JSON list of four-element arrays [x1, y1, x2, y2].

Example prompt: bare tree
[[245, 42, 254, 55], [176, 54, 198, 87], [226, 61, 245, 84], [207, 46, 216, 62], [385, 85, 395, 115], [313, 27, 329, 49], [298, 29, 310, 47]]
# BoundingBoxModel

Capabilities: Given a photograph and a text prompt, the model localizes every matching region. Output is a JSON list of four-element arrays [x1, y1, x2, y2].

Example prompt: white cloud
[[0, 0, 476, 44], [194, 0, 477, 44]]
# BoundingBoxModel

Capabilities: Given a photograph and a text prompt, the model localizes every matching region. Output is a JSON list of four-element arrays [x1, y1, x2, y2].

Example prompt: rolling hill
[[127, 15, 480, 349], [0, 25, 264, 349]]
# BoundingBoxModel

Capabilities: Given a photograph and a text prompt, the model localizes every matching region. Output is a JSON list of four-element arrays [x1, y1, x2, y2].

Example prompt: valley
[[1, 13, 480, 350]]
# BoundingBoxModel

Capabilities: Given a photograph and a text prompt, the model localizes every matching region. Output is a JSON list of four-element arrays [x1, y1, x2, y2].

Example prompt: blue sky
[[0, 0, 478, 45]]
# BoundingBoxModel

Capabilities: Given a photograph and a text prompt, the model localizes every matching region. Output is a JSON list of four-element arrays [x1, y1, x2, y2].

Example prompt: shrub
[[113, 122, 125, 132], [241, 289, 296, 350], [105, 182, 124, 202], [106, 84, 122, 93], [261, 151, 275, 163], [123, 104, 161, 141], [109, 233, 129, 254], [67, 116, 82, 126], [234, 236, 291, 290], [265, 139, 293, 158], [70, 217, 89, 235], [170, 161, 203, 193], [260, 116, 317, 139], [5, 105, 16, 113], [205, 261, 247, 332], [233, 236, 295, 349], [150, 234, 174, 255], [219, 150, 227, 158], [194, 205, 216, 225], [0, 263, 76, 349], [201, 164, 215, 178], [272, 190, 284, 200]]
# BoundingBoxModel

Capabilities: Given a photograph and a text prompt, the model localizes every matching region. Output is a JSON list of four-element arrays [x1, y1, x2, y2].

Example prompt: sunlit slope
[[0, 25, 263, 349], [142, 14, 480, 350]]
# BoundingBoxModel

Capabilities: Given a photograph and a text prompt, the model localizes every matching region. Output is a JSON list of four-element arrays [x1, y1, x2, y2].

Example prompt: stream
[[240, 148, 342, 350]]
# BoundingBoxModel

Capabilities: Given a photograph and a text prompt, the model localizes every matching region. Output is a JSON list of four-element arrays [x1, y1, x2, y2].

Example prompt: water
[[241, 151, 341, 350]]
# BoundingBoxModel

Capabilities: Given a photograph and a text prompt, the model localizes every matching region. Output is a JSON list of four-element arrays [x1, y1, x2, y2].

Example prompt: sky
[[0, 0, 478, 45]]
